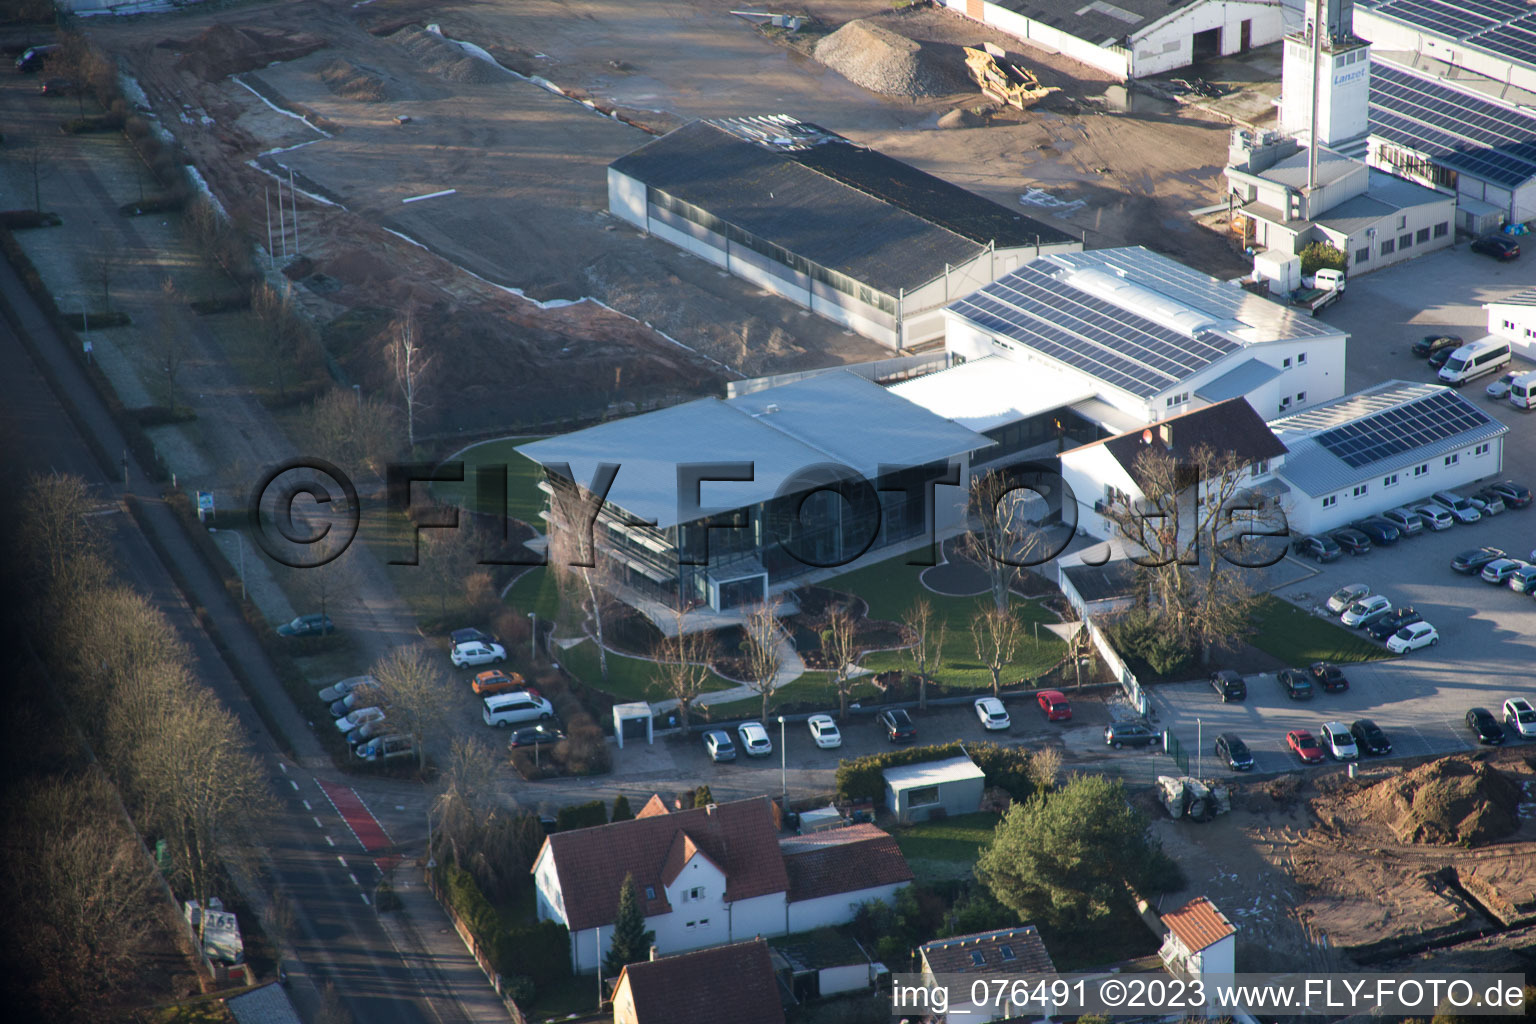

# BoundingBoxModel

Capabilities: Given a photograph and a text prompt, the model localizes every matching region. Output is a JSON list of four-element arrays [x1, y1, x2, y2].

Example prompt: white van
[[1438, 337, 1511, 386], [1508, 370, 1536, 410], [482, 692, 555, 727]]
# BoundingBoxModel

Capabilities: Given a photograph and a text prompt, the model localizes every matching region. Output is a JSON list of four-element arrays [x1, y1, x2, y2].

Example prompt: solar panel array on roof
[[949, 264, 1239, 399], [1315, 389, 1492, 468], [1369, 61, 1536, 188], [1363, 0, 1536, 72]]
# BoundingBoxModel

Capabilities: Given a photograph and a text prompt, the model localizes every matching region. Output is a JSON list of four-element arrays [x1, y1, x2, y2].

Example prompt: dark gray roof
[[1060, 559, 1140, 604], [988, 0, 1194, 46], [1093, 398, 1289, 485], [609, 118, 1072, 294]]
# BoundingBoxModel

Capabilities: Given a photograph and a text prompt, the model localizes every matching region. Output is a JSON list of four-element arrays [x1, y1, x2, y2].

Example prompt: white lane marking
[[289, 779, 300, 791], [313, 816, 325, 829], [349, 872, 360, 886], [302, 800, 312, 811], [325, 835, 336, 847], [360, 893, 370, 905], [337, 855, 347, 867], [278, 762, 288, 774]]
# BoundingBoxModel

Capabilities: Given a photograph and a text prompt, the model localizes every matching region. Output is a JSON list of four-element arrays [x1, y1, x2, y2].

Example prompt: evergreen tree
[[611, 794, 634, 822], [693, 784, 714, 809], [604, 873, 655, 977]]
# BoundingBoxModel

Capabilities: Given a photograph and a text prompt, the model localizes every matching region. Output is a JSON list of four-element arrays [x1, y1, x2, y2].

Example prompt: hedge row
[[440, 863, 571, 1003], [120, 194, 186, 217], [835, 740, 1038, 806], [554, 799, 607, 832], [62, 311, 131, 329], [0, 209, 62, 229]]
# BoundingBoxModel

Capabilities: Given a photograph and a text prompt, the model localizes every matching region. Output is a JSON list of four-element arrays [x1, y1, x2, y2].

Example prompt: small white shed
[[883, 755, 985, 824], [612, 702, 653, 747]]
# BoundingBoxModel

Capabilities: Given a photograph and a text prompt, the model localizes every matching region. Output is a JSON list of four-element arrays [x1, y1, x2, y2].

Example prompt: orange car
[[472, 669, 531, 697]]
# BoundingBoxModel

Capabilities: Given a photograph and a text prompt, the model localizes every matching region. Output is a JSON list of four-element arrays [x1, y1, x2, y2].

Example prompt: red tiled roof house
[[611, 938, 785, 1024], [1159, 896, 1236, 980]]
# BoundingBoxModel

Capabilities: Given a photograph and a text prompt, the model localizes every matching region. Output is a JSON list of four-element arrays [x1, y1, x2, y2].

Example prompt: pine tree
[[611, 794, 634, 822], [693, 784, 714, 809], [604, 873, 655, 977]]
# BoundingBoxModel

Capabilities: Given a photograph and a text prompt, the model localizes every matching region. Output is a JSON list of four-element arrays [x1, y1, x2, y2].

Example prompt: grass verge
[[892, 811, 1000, 883], [557, 638, 734, 704], [1247, 594, 1395, 665], [429, 435, 549, 527]]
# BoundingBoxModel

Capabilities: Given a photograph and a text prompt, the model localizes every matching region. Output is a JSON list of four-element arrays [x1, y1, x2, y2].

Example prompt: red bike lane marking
[[316, 779, 398, 873]]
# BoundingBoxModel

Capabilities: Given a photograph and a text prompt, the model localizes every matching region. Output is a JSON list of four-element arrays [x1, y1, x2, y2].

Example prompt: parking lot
[[1151, 240, 1536, 777]]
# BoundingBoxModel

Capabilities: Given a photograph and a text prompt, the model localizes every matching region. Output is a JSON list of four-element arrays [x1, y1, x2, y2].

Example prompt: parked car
[[347, 717, 391, 747], [1351, 518, 1401, 545], [1487, 370, 1521, 399], [877, 708, 918, 742], [1451, 546, 1506, 574], [1367, 607, 1422, 641], [39, 77, 76, 96], [1210, 669, 1247, 702], [1431, 490, 1482, 524], [1277, 668, 1314, 700], [471, 670, 529, 696], [336, 705, 386, 733], [1330, 528, 1373, 556], [1482, 558, 1529, 584], [1350, 719, 1393, 756], [1286, 729, 1326, 764], [1325, 583, 1371, 614], [1104, 720, 1160, 749], [1466, 706, 1506, 744], [702, 729, 737, 763], [737, 721, 773, 756], [1509, 565, 1536, 594], [482, 692, 555, 727], [507, 724, 565, 749], [1414, 505, 1454, 530], [1215, 733, 1254, 771], [14, 44, 59, 72], [974, 697, 1011, 731], [1292, 534, 1343, 562], [450, 627, 498, 647], [356, 734, 415, 762], [278, 613, 335, 637], [1471, 490, 1507, 516], [450, 640, 507, 668], [808, 713, 843, 748], [1502, 698, 1536, 739], [1412, 333, 1463, 358], [1308, 661, 1349, 692], [330, 687, 382, 718], [1319, 721, 1359, 761], [317, 674, 375, 704], [1486, 480, 1533, 508], [1429, 345, 1458, 369], [1341, 595, 1392, 628], [1380, 507, 1425, 536], [1387, 621, 1440, 653], [1036, 690, 1072, 721], [1471, 234, 1521, 261]]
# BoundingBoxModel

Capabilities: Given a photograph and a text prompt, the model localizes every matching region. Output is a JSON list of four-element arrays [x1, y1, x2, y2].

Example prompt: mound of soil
[[813, 19, 971, 99], [167, 25, 328, 82], [320, 58, 388, 102], [391, 27, 504, 85], [1363, 758, 1522, 846]]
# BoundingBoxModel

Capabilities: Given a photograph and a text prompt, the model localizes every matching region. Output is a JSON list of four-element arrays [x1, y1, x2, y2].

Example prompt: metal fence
[[1163, 730, 1190, 776]]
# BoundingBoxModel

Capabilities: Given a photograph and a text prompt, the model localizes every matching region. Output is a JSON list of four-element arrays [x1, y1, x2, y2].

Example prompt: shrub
[[0, 210, 62, 229], [189, 293, 252, 315], [120, 194, 187, 217], [554, 799, 607, 832], [611, 794, 633, 822], [835, 743, 964, 805], [60, 111, 126, 134], [61, 311, 131, 329], [966, 742, 1037, 803], [1299, 241, 1348, 277], [503, 975, 535, 1007], [131, 405, 197, 427]]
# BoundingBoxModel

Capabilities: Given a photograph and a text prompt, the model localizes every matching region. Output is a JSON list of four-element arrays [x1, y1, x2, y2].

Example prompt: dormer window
[[970, 952, 985, 966], [999, 945, 1016, 961], [644, 886, 656, 900]]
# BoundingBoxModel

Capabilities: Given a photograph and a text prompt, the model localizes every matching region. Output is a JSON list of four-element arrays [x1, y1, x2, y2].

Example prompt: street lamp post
[[776, 715, 787, 811], [1196, 717, 1203, 779], [528, 611, 538, 662]]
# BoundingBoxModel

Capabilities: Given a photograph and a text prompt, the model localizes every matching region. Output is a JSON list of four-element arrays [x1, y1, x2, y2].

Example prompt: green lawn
[[1247, 594, 1396, 665], [504, 566, 566, 624], [700, 672, 879, 720], [557, 637, 734, 703], [892, 812, 1001, 882], [429, 436, 548, 527]]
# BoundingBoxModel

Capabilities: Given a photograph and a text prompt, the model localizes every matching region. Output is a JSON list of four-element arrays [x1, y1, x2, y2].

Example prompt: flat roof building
[[607, 114, 1078, 350]]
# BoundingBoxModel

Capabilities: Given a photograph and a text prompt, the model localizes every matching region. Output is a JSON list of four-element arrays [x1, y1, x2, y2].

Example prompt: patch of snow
[[260, 140, 321, 159], [185, 166, 228, 220], [232, 76, 332, 138], [402, 188, 457, 204], [244, 161, 344, 209], [1019, 188, 1085, 214]]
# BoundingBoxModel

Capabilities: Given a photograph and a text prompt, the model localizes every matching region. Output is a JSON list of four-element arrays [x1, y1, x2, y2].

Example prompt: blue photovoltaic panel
[[949, 265, 1239, 399], [1315, 390, 1491, 469], [1369, 62, 1536, 189], [1366, 0, 1536, 72]]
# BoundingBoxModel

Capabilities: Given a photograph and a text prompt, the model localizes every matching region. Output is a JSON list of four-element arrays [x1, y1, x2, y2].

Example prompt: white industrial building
[[1271, 380, 1509, 535], [896, 248, 1347, 461], [1280, 0, 1536, 230], [607, 115, 1078, 350], [1487, 288, 1536, 359], [940, 0, 1286, 80], [1226, 130, 1456, 274]]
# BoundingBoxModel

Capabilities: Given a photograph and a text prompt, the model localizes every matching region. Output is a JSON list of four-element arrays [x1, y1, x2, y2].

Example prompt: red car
[[1286, 729, 1325, 764], [1037, 690, 1072, 721]]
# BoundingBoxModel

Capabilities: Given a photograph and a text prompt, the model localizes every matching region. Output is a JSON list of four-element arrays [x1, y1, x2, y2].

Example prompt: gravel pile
[[393, 27, 503, 84], [320, 58, 388, 102], [813, 19, 971, 99]]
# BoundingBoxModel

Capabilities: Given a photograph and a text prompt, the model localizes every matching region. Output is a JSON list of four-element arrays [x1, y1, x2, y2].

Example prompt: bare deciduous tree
[[251, 281, 302, 400], [19, 472, 110, 619], [389, 307, 434, 449], [959, 469, 1050, 613], [821, 604, 860, 719], [432, 736, 501, 866], [544, 474, 621, 682], [12, 135, 49, 213], [651, 607, 716, 729], [1026, 746, 1062, 791], [421, 514, 477, 617], [970, 605, 1023, 697], [901, 596, 946, 711], [742, 598, 784, 723], [372, 644, 453, 774], [307, 387, 402, 481], [153, 277, 189, 408]]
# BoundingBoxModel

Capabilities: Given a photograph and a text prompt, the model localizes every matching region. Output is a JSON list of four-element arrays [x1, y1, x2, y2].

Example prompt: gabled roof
[[1273, 381, 1507, 497], [517, 371, 993, 529], [1077, 398, 1288, 487], [540, 796, 789, 932], [637, 794, 670, 819], [616, 939, 785, 1024], [1162, 897, 1235, 953], [780, 823, 913, 903], [920, 925, 1056, 974], [609, 116, 1071, 294], [661, 832, 720, 887]]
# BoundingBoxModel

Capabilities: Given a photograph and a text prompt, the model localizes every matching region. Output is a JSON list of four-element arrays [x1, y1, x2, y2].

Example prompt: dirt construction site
[[84, 0, 1255, 436]]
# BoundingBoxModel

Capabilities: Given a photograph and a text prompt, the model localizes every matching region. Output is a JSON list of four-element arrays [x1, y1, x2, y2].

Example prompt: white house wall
[[1131, 0, 1287, 78], [939, 0, 1131, 78], [647, 205, 729, 269], [1060, 443, 1139, 541], [1488, 302, 1536, 359], [787, 882, 907, 933], [608, 169, 647, 229], [533, 848, 566, 927], [1282, 436, 1505, 534], [818, 963, 874, 996]]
